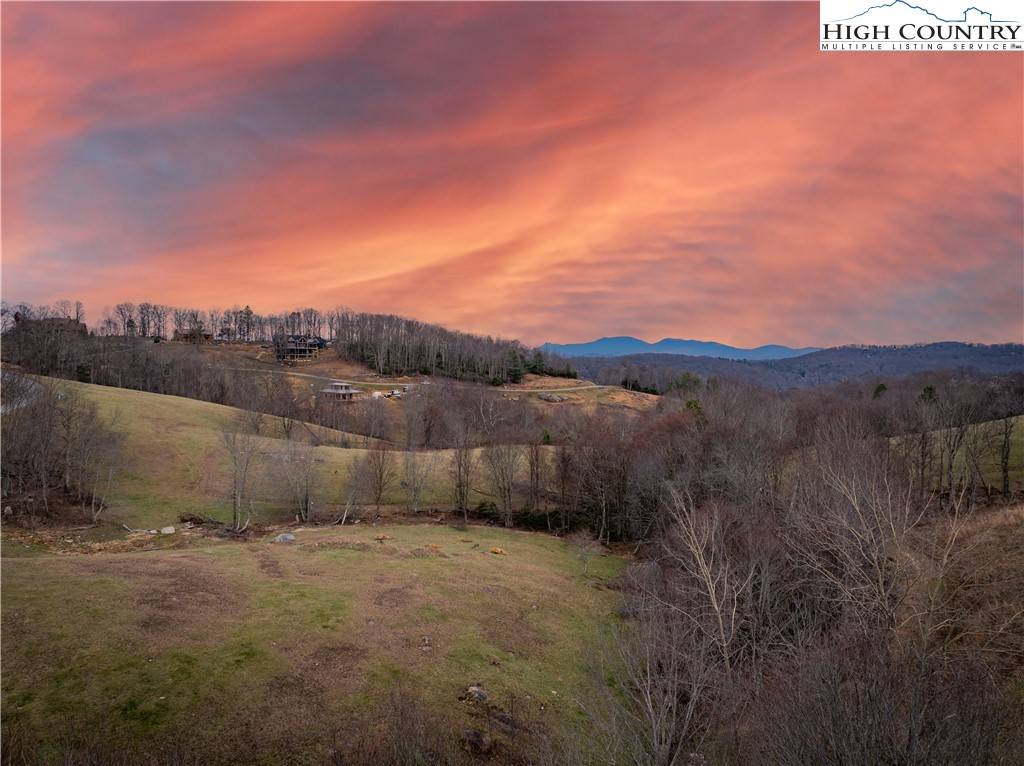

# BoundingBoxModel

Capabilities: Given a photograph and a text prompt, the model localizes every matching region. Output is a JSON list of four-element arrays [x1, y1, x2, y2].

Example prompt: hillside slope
[[1, 524, 624, 763], [67, 381, 444, 530]]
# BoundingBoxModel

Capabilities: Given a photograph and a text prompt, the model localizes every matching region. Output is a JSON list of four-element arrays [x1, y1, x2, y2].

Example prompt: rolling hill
[[1, 378, 626, 763], [573, 342, 1024, 390], [50, 380, 474, 530]]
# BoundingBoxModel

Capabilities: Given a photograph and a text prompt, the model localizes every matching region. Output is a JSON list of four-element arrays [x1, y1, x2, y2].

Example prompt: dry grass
[[1, 524, 625, 763], [936, 504, 1024, 680], [506, 374, 594, 390]]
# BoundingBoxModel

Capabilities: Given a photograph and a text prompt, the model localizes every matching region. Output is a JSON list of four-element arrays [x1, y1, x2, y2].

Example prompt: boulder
[[272, 533, 296, 544], [159, 526, 175, 535], [463, 684, 488, 703]]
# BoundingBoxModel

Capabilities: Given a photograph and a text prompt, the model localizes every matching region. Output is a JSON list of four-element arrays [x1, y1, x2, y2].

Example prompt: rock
[[272, 533, 296, 544], [159, 526, 175, 535], [460, 729, 492, 755], [539, 393, 566, 403], [420, 635, 433, 652], [147, 529, 159, 535], [462, 684, 488, 703]]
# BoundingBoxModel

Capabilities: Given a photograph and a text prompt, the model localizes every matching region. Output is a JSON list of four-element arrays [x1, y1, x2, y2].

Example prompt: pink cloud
[[2, 3, 1021, 346]]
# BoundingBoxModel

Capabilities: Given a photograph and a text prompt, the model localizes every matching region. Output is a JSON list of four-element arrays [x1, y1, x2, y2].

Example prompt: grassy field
[[967, 418, 1024, 488], [62, 381, 475, 531], [2, 379, 628, 761], [893, 417, 1024, 491], [1, 524, 625, 763]]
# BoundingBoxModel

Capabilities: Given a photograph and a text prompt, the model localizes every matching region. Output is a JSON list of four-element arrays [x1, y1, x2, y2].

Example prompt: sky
[[2, 2, 1022, 347]]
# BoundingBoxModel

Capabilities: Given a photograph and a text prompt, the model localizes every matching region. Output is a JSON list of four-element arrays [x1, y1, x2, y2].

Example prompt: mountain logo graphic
[[829, 0, 1018, 23], [820, 0, 1021, 51]]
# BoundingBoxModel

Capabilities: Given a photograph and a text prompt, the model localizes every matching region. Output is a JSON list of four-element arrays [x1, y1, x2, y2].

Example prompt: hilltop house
[[12, 313, 88, 336], [274, 334, 328, 364], [172, 329, 214, 343]]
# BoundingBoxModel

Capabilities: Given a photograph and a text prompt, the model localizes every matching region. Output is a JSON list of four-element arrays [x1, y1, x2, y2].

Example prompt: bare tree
[[583, 564, 716, 766], [446, 401, 478, 522], [449, 444, 477, 523], [363, 443, 396, 513], [275, 441, 318, 522], [566, 529, 603, 577], [661, 488, 754, 679], [786, 417, 925, 634], [333, 454, 368, 526], [114, 303, 136, 336], [221, 416, 261, 531], [482, 443, 522, 527], [403, 450, 436, 514]]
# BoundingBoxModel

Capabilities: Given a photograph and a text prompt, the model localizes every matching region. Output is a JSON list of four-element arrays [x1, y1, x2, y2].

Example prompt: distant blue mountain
[[541, 336, 819, 360]]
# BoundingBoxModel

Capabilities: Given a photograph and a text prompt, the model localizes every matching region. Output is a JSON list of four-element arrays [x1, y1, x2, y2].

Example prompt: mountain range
[[568, 342, 1024, 391], [541, 336, 819, 360]]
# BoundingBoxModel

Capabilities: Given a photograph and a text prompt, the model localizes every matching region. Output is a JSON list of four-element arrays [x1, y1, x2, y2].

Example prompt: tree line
[[1, 299, 575, 385], [329, 310, 574, 383]]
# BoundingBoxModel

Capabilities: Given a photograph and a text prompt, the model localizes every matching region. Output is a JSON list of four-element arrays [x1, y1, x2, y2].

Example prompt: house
[[172, 329, 213, 343], [274, 335, 327, 364], [319, 381, 359, 402], [12, 313, 88, 336]]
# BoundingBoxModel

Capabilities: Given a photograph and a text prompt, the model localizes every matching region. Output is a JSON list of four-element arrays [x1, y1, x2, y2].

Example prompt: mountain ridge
[[569, 341, 1024, 391], [541, 336, 819, 360]]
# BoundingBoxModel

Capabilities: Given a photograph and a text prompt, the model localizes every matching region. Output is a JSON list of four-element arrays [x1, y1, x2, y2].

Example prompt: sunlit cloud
[[2, 2, 1021, 346]]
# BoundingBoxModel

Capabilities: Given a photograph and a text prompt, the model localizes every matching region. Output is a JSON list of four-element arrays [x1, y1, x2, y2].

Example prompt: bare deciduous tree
[[482, 443, 522, 527], [275, 441, 317, 522], [221, 416, 261, 531], [403, 450, 436, 514], [363, 443, 396, 514]]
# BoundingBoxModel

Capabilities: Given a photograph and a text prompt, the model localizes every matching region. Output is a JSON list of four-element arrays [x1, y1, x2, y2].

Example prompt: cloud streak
[[2, 2, 1021, 345]]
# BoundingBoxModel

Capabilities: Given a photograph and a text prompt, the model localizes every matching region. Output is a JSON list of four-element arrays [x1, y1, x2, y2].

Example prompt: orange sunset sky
[[2, 2, 1022, 346]]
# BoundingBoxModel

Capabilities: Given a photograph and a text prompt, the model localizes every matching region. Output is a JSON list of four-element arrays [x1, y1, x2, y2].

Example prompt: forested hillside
[[1, 301, 574, 386], [330, 311, 573, 383], [576, 342, 1024, 392]]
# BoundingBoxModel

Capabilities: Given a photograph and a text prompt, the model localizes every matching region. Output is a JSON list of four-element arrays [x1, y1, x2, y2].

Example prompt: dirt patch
[[218, 671, 332, 765], [301, 643, 367, 675], [71, 554, 244, 643], [483, 610, 548, 659], [304, 537, 373, 553], [252, 547, 285, 578], [374, 586, 413, 608], [507, 374, 592, 390], [402, 547, 449, 559]]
